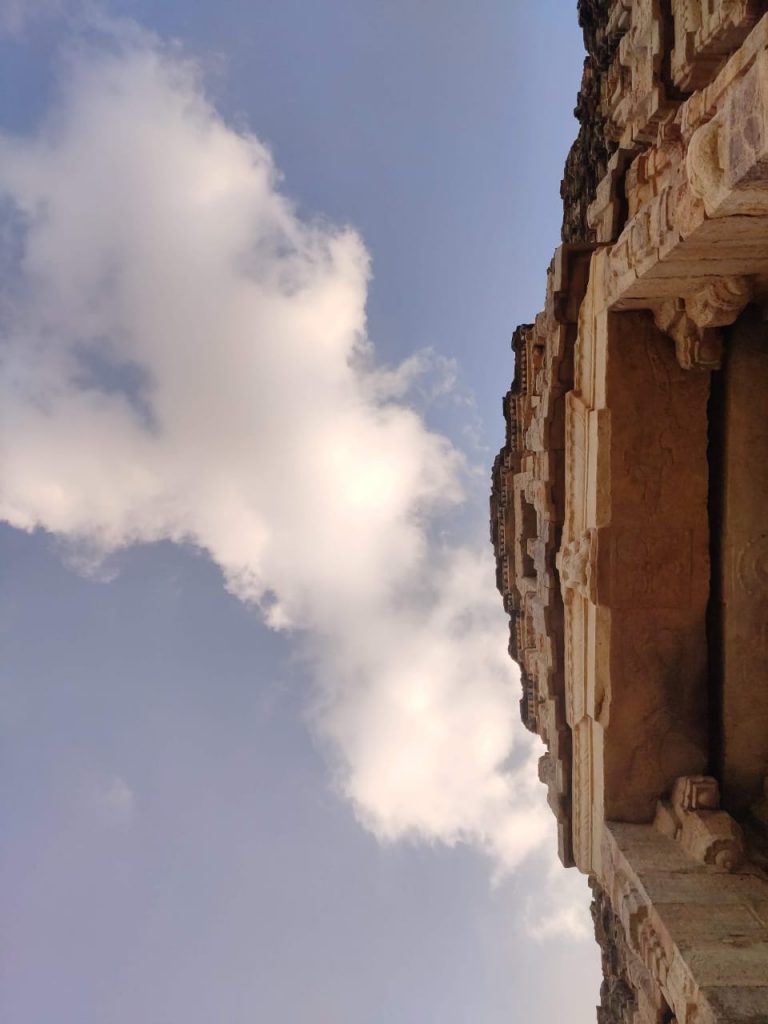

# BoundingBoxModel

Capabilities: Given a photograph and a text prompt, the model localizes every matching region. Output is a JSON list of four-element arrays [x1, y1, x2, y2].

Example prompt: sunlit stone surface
[[491, 3, 768, 1020]]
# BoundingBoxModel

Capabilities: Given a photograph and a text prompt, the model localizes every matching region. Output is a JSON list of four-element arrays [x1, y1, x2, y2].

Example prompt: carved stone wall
[[564, 303, 711, 875], [491, 3, 768, 1019], [562, 1, 630, 243], [491, 246, 593, 865], [591, 878, 645, 1024]]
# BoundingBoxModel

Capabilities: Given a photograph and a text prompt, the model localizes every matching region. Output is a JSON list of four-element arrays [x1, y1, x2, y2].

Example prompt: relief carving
[[686, 114, 726, 212], [557, 529, 598, 603], [735, 533, 768, 596], [671, 0, 761, 91], [490, 282, 576, 866], [591, 879, 641, 1024], [686, 58, 768, 218], [606, 0, 674, 146]]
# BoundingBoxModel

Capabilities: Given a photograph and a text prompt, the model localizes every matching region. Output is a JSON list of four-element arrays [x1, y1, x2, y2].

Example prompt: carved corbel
[[653, 276, 752, 371], [686, 275, 752, 328], [653, 299, 723, 371], [654, 775, 745, 870]]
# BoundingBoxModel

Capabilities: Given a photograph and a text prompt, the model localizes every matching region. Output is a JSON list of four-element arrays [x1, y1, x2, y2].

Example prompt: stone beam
[[601, 821, 768, 1023], [596, 14, 768, 368]]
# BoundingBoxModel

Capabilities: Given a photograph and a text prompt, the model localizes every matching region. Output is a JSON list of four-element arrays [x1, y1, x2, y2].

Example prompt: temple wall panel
[[719, 307, 768, 814], [564, 298, 712, 869], [603, 310, 710, 824]]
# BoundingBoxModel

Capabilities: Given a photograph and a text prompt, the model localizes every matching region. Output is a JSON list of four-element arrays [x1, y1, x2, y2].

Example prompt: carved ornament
[[557, 529, 598, 603], [654, 774, 746, 870]]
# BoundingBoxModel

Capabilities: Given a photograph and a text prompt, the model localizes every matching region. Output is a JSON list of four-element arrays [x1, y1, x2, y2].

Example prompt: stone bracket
[[654, 774, 746, 870], [652, 275, 753, 370], [653, 300, 724, 370]]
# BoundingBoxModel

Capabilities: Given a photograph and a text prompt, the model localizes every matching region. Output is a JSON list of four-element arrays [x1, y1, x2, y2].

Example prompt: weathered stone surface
[[561, 1, 629, 242], [671, 0, 763, 93], [491, 246, 594, 865], [591, 878, 644, 1024], [491, 4, 768, 1020], [719, 307, 768, 815]]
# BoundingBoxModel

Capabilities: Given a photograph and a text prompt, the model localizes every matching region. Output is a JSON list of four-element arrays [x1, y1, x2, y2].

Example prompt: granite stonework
[[491, 3, 768, 1021]]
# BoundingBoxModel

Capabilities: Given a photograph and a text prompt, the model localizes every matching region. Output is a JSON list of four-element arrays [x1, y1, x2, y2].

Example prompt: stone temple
[[490, 2, 768, 1020]]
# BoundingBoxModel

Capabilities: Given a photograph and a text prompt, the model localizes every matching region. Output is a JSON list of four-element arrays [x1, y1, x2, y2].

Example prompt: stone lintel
[[596, 16, 768, 368]]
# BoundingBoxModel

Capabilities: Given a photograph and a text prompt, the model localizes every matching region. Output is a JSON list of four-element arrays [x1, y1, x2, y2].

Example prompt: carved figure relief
[[557, 529, 597, 603], [735, 533, 768, 596]]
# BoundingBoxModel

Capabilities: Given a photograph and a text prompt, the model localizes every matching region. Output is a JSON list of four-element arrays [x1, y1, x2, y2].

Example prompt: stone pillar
[[719, 306, 768, 814]]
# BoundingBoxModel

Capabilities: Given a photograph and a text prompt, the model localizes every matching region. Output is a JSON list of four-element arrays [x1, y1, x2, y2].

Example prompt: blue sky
[[0, 2, 601, 1021]]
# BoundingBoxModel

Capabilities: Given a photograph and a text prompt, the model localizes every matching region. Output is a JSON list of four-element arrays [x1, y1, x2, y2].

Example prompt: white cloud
[[83, 774, 137, 826], [314, 549, 551, 868], [524, 846, 593, 940], [0, 0, 68, 33], [0, 22, 576, 909]]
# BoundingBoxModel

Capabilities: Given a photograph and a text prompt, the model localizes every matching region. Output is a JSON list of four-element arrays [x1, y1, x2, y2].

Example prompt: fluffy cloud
[[0, 0, 69, 33], [82, 774, 137, 827], [0, 20, 585, 919], [524, 847, 593, 940]]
